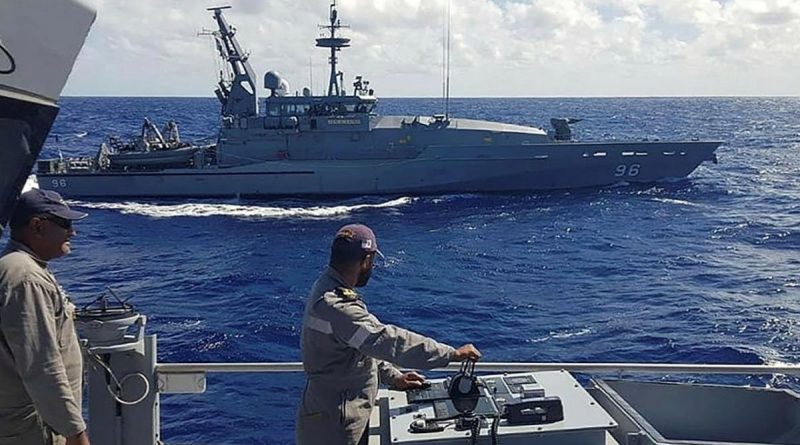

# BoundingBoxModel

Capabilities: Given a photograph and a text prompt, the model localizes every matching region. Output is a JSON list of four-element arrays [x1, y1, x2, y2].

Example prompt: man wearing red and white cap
[[0, 189, 90, 445], [296, 223, 481, 445]]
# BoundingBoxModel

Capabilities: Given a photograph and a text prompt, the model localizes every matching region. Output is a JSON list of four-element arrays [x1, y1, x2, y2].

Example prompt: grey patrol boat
[[37, 2, 721, 198]]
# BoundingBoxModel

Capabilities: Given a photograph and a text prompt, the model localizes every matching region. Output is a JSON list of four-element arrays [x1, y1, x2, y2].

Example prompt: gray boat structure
[[8, 2, 798, 445], [99, 118, 209, 168], [36, 2, 722, 198]]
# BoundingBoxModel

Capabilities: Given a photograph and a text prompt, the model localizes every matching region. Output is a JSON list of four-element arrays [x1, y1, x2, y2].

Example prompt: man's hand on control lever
[[452, 344, 482, 361], [393, 371, 428, 390]]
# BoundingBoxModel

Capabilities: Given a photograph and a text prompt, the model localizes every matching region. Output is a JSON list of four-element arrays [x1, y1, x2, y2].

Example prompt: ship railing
[[155, 361, 800, 375], [88, 346, 800, 445]]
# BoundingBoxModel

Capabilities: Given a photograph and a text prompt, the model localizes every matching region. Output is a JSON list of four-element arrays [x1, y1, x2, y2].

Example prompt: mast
[[315, 1, 350, 96], [207, 6, 258, 116], [443, 0, 452, 120]]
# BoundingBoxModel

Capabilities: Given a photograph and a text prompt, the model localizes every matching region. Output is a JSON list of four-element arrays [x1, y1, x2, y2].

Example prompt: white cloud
[[64, 0, 800, 97]]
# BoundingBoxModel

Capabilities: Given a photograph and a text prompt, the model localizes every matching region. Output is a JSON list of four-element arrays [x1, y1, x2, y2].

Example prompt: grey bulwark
[[0, 96, 58, 232], [0, 0, 95, 232]]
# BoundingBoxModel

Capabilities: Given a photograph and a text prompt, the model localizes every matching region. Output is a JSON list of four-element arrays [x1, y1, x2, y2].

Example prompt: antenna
[[441, 2, 446, 113], [309, 57, 313, 96], [316, 1, 351, 96], [442, 0, 452, 120]]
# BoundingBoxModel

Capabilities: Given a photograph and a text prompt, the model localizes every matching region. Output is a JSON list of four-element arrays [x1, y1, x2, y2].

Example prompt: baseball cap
[[334, 223, 384, 258], [13, 189, 87, 222]]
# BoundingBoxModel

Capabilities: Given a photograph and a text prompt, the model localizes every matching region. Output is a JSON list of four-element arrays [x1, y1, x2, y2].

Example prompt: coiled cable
[[88, 352, 150, 406], [0, 40, 15, 74]]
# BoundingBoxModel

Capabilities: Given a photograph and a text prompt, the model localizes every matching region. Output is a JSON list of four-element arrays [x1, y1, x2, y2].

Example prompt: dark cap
[[334, 223, 384, 258], [13, 189, 87, 222]]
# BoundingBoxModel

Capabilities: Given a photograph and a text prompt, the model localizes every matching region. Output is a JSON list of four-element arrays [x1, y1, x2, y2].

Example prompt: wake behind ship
[[38, 2, 721, 198]]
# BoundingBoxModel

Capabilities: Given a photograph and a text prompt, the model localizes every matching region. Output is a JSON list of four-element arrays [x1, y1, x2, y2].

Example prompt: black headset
[[448, 359, 481, 414]]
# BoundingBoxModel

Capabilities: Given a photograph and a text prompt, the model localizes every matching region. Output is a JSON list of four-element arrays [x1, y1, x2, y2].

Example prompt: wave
[[428, 193, 484, 204], [71, 197, 414, 219], [650, 197, 700, 207], [527, 328, 593, 344]]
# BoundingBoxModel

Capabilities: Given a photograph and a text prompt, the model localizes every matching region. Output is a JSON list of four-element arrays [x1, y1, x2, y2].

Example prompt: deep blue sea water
[[35, 96, 800, 444]]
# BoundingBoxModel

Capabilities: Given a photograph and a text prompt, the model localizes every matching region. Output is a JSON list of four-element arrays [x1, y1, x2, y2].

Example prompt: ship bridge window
[[266, 103, 311, 117], [331, 103, 370, 115], [309, 104, 337, 116], [285, 104, 310, 116], [333, 104, 352, 115]]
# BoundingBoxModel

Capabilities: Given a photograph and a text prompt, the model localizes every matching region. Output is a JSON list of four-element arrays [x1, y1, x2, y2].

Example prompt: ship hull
[[38, 141, 719, 198]]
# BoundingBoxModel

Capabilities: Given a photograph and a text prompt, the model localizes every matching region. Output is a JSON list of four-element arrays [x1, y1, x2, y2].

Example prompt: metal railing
[[155, 361, 800, 375]]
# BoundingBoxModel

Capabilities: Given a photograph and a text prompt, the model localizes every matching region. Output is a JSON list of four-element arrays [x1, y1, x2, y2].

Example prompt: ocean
[[38, 96, 800, 444]]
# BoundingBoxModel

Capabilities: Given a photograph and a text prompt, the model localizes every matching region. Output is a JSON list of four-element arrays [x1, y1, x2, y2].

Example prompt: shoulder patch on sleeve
[[334, 287, 359, 300]]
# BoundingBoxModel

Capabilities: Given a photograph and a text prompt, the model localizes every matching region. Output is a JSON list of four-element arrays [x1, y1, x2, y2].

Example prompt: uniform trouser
[[0, 415, 65, 445], [296, 377, 376, 445]]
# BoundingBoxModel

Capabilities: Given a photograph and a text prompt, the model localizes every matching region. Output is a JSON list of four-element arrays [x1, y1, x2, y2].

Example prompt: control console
[[383, 370, 616, 445]]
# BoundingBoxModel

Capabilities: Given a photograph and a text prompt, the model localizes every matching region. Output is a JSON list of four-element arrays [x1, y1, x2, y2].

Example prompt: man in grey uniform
[[296, 224, 482, 445], [0, 189, 90, 445]]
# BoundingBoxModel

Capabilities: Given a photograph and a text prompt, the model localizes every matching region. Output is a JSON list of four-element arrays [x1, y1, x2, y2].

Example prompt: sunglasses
[[38, 215, 73, 230]]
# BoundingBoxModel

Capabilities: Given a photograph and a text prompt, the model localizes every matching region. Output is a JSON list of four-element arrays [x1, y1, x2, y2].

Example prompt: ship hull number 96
[[614, 164, 641, 177]]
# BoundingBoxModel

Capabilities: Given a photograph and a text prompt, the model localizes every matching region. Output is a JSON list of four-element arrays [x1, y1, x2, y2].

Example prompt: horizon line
[[61, 94, 800, 99]]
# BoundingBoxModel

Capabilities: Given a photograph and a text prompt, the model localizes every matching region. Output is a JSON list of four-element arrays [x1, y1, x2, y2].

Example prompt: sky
[[64, 0, 800, 97]]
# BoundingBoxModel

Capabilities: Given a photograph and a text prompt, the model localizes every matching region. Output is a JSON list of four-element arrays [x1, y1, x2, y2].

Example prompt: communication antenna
[[442, 0, 452, 120], [316, 1, 351, 96], [309, 57, 314, 96], [441, 3, 446, 112]]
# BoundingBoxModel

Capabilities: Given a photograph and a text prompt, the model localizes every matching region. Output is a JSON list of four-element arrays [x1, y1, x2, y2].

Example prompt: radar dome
[[264, 71, 290, 96]]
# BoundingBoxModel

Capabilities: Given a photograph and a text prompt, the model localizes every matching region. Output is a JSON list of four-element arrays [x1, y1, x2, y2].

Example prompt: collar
[[325, 266, 350, 288], [4, 239, 48, 268]]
